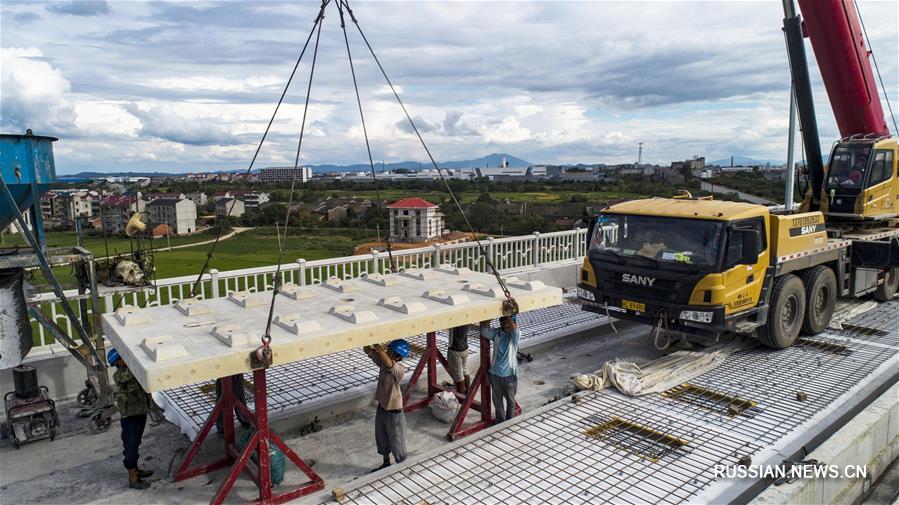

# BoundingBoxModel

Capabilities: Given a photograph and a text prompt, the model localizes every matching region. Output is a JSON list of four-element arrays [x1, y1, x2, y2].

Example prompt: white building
[[388, 197, 444, 243], [185, 191, 208, 207], [216, 197, 246, 218], [212, 191, 269, 210], [259, 166, 312, 184], [145, 198, 197, 236]]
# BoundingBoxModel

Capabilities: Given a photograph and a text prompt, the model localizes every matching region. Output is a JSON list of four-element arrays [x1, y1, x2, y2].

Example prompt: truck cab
[[578, 199, 771, 340], [821, 135, 899, 220]]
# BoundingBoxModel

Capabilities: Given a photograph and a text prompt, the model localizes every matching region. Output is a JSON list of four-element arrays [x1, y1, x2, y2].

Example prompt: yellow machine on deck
[[578, 197, 899, 349]]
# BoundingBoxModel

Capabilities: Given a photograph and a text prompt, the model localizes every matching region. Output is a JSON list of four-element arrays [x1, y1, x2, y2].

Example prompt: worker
[[479, 315, 521, 423], [363, 339, 409, 471], [638, 233, 667, 258], [447, 325, 470, 394], [215, 374, 251, 435], [108, 348, 153, 490]]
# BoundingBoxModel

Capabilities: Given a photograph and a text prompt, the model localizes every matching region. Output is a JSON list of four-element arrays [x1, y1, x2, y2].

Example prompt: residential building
[[212, 191, 269, 210], [100, 194, 146, 235], [40, 189, 101, 228], [145, 198, 197, 236], [185, 191, 208, 207], [388, 197, 444, 243], [216, 197, 246, 218], [259, 166, 312, 184], [313, 197, 373, 222], [145, 192, 186, 202]]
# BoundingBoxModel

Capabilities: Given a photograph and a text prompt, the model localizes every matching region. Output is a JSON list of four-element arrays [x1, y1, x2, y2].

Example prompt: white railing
[[27, 228, 589, 351]]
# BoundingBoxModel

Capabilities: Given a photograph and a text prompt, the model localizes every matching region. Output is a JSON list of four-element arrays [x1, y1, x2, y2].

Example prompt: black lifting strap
[[340, 0, 517, 314]]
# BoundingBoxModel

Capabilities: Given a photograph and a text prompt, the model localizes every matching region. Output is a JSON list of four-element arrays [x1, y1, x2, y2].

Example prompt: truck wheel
[[757, 274, 805, 349], [800, 266, 837, 335], [874, 267, 898, 302]]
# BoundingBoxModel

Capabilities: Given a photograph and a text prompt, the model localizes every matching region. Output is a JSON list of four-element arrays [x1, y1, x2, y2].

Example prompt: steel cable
[[341, 0, 516, 308], [336, 0, 397, 273], [262, 0, 328, 343], [189, 0, 331, 298]]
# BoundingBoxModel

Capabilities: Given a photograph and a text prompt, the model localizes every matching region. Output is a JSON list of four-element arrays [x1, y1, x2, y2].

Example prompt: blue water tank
[[0, 130, 58, 232]]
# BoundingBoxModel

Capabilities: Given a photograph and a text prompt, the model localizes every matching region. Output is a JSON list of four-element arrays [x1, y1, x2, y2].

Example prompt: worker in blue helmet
[[363, 339, 409, 471], [480, 314, 521, 423], [107, 348, 153, 489]]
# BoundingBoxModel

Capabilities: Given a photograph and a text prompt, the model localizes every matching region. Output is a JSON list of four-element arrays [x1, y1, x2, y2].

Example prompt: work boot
[[136, 468, 154, 478], [454, 381, 467, 395], [370, 456, 391, 473], [128, 469, 150, 490]]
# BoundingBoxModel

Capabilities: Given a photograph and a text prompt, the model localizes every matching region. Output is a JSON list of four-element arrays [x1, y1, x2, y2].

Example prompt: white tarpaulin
[[571, 345, 739, 396]]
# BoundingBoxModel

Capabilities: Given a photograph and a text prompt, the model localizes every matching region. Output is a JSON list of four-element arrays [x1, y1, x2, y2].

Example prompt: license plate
[[621, 299, 646, 312]]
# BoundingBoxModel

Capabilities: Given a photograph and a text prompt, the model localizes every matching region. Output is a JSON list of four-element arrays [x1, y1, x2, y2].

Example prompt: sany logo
[[622, 273, 656, 287]]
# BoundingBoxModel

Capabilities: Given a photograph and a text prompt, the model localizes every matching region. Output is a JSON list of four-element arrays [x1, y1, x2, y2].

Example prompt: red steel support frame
[[175, 371, 324, 505], [402, 331, 520, 441]]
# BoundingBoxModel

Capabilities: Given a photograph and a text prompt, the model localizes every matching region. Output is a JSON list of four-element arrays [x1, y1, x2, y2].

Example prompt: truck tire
[[873, 267, 898, 302], [757, 274, 805, 349], [800, 266, 837, 335]]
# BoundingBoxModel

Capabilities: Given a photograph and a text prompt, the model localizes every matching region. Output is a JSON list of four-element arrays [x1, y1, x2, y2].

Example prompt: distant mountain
[[62, 153, 532, 178], [60, 171, 179, 178], [308, 153, 531, 173], [709, 156, 784, 167]]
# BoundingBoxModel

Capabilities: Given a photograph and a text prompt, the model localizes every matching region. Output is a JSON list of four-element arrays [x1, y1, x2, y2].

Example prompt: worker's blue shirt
[[481, 326, 521, 377]]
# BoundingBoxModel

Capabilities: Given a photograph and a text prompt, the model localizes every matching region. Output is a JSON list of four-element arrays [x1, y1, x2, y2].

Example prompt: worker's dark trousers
[[121, 414, 147, 470], [489, 373, 518, 423], [215, 375, 251, 432], [375, 406, 407, 463]]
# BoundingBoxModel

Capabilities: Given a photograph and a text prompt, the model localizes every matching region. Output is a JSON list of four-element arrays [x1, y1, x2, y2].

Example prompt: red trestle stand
[[402, 331, 521, 441], [175, 371, 324, 505]]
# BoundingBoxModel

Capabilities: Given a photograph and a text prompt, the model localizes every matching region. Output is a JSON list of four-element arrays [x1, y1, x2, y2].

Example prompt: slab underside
[[102, 267, 562, 392], [155, 297, 603, 439]]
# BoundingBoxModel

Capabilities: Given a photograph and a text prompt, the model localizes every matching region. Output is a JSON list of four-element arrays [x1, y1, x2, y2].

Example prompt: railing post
[[210, 269, 220, 299], [433, 244, 441, 268], [486, 236, 495, 272], [370, 251, 379, 275], [297, 259, 306, 286], [532, 232, 541, 267], [103, 294, 114, 314]]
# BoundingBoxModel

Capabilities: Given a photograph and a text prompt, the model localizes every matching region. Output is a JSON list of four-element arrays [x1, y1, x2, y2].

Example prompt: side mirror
[[739, 229, 761, 265]]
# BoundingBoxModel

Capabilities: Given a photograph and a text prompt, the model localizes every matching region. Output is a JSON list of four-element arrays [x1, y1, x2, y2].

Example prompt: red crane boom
[[797, 0, 890, 137]]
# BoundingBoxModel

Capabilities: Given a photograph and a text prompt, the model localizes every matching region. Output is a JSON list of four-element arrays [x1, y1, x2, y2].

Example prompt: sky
[[1, 0, 897, 174]]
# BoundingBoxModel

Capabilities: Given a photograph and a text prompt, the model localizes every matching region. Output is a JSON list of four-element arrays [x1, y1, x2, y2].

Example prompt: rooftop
[[605, 197, 764, 220], [387, 197, 439, 209]]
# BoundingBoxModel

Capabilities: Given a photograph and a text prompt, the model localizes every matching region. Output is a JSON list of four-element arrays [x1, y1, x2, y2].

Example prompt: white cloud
[[0, 47, 77, 133]]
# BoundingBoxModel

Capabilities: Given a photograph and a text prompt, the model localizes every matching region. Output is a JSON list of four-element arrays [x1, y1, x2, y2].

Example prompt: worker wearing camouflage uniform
[[108, 348, 153, 489]]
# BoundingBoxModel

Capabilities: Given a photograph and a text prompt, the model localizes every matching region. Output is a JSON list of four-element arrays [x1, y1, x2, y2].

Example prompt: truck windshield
[[827, 144, 872, 188], [590, 214, 724, 266]]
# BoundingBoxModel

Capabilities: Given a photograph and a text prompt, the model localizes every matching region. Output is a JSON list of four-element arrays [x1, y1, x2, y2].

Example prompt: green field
[[303, 189, 641, 205], [0, 229, 218, 257], [7, 228, 378, 289], [147, 227, 375, 278]]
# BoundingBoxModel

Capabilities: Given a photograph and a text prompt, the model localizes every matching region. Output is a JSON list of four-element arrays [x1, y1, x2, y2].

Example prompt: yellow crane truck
[[577, 195, 899, 348], [576, 0, 899, 348]]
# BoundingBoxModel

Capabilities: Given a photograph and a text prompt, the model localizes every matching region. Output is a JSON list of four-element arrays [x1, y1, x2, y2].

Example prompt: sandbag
[[236, 428, 286, 485], [430, 391, 459, 423]]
